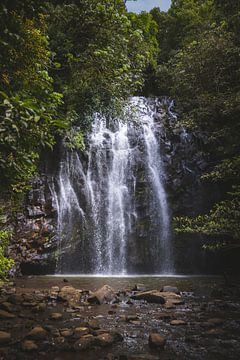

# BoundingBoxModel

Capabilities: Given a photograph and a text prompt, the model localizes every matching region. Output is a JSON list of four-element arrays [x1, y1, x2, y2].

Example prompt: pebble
[[149, 333, 166, 348]]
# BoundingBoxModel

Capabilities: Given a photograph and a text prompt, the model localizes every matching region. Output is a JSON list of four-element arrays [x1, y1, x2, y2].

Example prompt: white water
[[51, 97, 174, 274]]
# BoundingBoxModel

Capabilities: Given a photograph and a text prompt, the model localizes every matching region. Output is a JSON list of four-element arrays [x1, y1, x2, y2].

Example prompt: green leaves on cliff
[[0, 228, 14, 280], [150, 1, 240, 248], [0, 4, 65, 191]]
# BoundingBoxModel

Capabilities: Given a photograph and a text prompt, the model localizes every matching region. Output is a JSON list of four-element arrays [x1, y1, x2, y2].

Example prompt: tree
[[0, 2, 64, 191]]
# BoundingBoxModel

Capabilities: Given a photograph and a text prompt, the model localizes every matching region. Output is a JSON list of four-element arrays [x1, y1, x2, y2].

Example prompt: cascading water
[[51, 97, 174, 274]]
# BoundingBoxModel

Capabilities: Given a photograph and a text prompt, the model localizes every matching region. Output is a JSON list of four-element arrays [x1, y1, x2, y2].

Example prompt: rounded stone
[[0, 331, 11, 344], [22, 340, 38, 351], [149, 333, 166, 348]]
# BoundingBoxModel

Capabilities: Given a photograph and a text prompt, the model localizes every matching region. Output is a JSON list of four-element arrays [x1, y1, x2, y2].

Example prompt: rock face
[[88, 285, 116, 304], [149, 333, 166, 348], [8, 175, 58, 276], [131, 290, 165, 304], [8, 98, 229, 276]]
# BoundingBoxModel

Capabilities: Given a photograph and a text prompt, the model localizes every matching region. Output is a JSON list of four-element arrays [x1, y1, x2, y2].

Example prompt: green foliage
[[174, 191, 240, 248], [157, 1, 240, 249], [0, 226, 14, 280], [64, 129, 85, 152], [0, 4, 65, 191], [47, 0, 158, 124]]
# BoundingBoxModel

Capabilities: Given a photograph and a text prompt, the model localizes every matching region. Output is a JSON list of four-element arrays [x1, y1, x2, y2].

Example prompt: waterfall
[[52, 97, 174, 274]]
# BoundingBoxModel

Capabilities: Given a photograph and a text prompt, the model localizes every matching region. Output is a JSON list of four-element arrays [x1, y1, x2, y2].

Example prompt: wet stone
[[170, 320, 187, 326], [131, 290, 165, 304], [0, 309, 15, 319], [49, 312, 63, 320], [28, 326, 48, 340], [60, 329, 73, 338], [161, 286, 180, 294], [88, 319, 100, 330], [88, 285, 116, 305], [207, 318, 225, 326], [149, 333, 166, 349], [22, 340, 38, 352], [0, 331, 11, 344], [74, 327, 89, 338], [73, 334, 95, 351], [96, 333, 115, 347]]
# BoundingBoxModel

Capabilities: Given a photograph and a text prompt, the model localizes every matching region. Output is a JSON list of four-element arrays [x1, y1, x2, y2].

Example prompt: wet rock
[[27, 206, 45, 218], [165, 302, 176, 309], [160, 292, 182, 302], [149, 333, 166, 348], [49, 312, 63, 320], [0, 331, 11, 344], [131, 290, 165, 304], [28, 326, 48, 340], [205, 328, 225, 336], [129, 355, 160, 360], [58, 286, 81, 302], [207, 318, 225, 326], [33, 303, 46, 312], [88, 319, 100, 330], [126, 315, 139, 322], [0, 302, 15, 312], [22, 340, 38, 351], [161, 286, 180, 294], [0, 309, 15, 319], [60, 329, 73, 338], [96, 333, 115, 347], [88, 285, 116, 305], [7, 294, 23, 304], [132, 284, 146, 292], [170, 320, 187, 326], [73, 334, 96, 351], [73, 327, 89, 338], [158, 313, 172, 321]]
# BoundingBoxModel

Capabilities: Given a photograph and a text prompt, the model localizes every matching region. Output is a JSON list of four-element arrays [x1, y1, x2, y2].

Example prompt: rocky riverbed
[[0, 276, 240, 359]]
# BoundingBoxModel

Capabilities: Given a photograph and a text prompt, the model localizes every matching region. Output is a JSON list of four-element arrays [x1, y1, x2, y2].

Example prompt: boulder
[[131, 290, 165, 304], [22, 340, 38, 351], [88, 319, 100, 330], [0, 309, 15, 319], [73, 327, 89, 338], [207, 318, 224, 326], [0, 331, 11, 344], [28, 326, 48, 340], [88, 285, 116, 305], [60, 329, 73, 338], [96, 333, 115, 347], [132, 284, 146, 292], [73, 334, 96, 351], [149, 333, 166, 348], [170, 320, 187, 326], [49, 312, 63, 320], [0, 302, 14, 312], [58, 286, 81, 302], [161, 286, 180, 294]]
